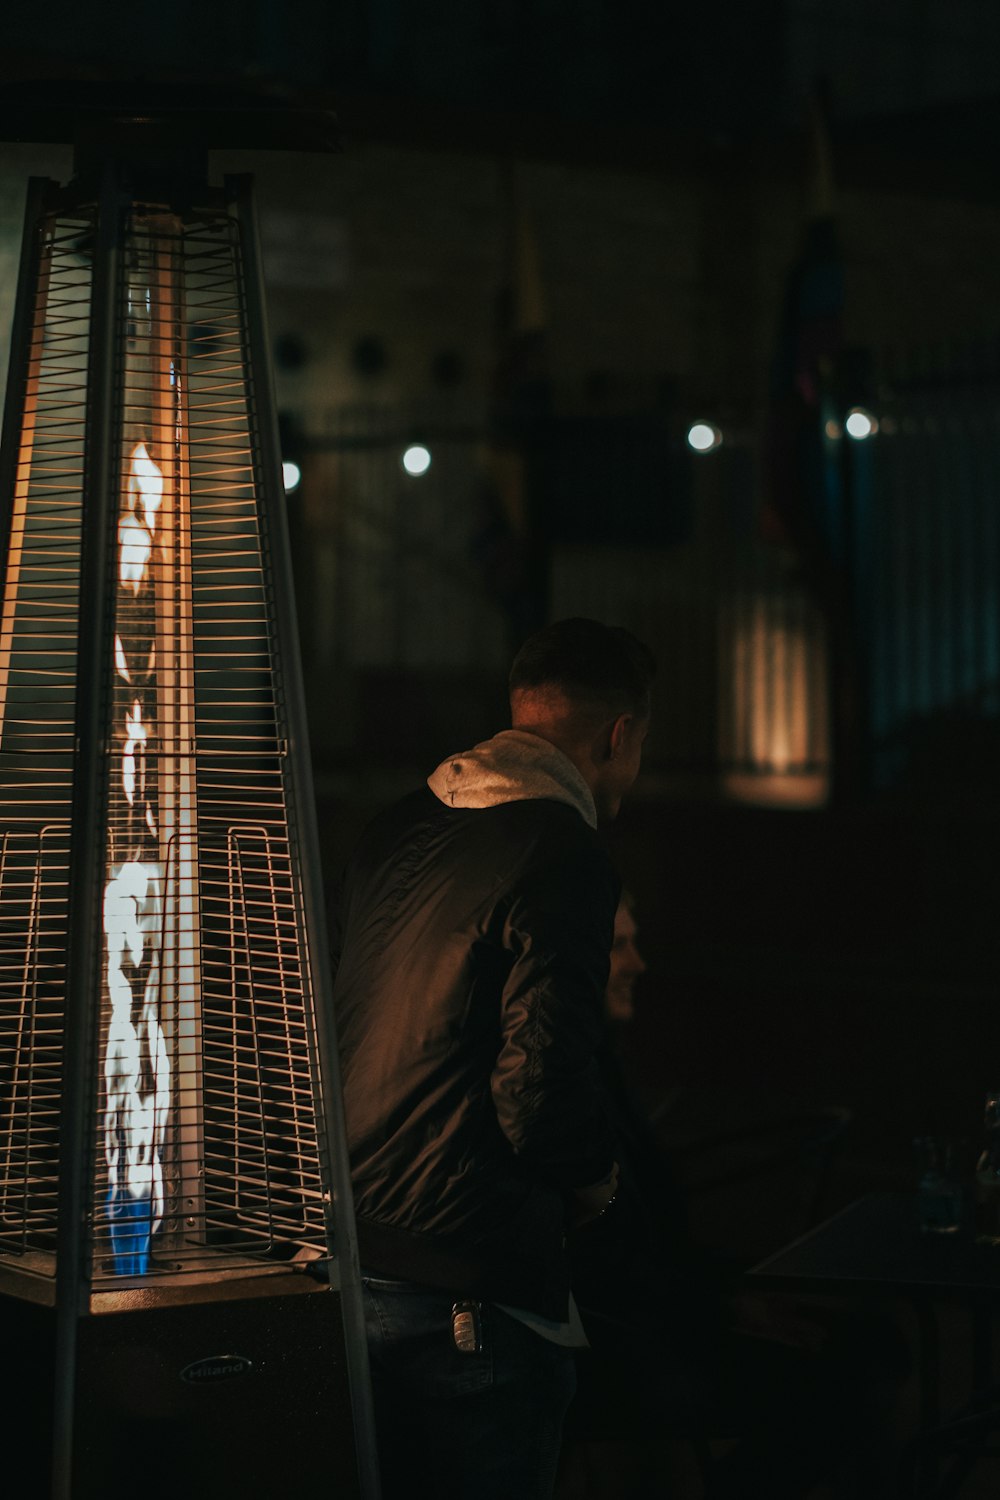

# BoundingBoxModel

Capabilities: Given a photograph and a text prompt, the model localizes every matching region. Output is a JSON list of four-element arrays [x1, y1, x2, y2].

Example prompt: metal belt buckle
[[451, 1300, 482, 1354]]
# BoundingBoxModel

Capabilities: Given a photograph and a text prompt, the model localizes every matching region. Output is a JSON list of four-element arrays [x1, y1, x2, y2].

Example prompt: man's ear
[[608, 713, 632, 760]]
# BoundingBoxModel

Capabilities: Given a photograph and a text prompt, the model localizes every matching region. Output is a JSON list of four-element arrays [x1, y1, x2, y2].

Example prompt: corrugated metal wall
[[296, 401, 507, 678], [865, 348, 1000, 788]]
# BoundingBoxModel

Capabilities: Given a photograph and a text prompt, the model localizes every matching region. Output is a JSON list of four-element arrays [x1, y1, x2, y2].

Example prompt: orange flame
[[118, 442, 163, 594]]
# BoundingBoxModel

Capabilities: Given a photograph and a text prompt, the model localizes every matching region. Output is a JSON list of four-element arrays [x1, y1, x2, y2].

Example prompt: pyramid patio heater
[[0, 107, 377, 1499]]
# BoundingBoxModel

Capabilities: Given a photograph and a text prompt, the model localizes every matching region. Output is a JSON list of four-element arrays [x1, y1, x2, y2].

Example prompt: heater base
[[3, 1276, 362, 1500]]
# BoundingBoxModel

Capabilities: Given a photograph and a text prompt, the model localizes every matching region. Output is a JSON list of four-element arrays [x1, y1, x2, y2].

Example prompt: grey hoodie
[[427, 729, 597, 829]]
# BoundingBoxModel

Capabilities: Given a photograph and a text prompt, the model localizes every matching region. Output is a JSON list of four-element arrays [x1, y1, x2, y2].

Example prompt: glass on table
[[914, 1136, 965, 1235]]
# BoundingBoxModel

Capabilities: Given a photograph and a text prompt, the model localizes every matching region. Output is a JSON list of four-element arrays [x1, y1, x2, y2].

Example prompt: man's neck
[[509, 721, 599, 801]]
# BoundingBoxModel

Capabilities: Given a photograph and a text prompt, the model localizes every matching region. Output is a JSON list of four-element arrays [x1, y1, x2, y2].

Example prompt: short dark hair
[[508, 617, 655, 717]]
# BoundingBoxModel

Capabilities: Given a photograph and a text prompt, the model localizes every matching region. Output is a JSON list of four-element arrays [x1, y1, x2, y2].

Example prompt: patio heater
[[0, 105, 377, 1498]]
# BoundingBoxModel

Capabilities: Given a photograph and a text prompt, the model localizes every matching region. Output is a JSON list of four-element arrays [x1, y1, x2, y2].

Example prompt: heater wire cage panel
[[0, 188, 332, 1287]]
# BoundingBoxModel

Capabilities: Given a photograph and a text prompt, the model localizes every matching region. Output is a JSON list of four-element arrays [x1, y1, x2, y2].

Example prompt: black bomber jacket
[[332, 782, 620, 1321]]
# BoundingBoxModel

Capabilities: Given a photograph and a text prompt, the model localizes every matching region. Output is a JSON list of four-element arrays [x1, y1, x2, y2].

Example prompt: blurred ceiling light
[[282, 460, 302, 493], [845, 407, 878, 440], [686, 421, 722, 454], [402, 444, 432, 476]]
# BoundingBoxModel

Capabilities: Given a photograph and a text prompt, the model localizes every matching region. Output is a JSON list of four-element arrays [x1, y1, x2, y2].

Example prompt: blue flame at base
[[107, 1185, 154, 1276]]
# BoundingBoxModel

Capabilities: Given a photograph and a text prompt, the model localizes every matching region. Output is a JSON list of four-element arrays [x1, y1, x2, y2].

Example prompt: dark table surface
[[750, 1192, 1000, 1296]]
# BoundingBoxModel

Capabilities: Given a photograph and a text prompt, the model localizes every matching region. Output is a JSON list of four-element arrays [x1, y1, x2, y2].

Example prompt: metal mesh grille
[[0, 207, 90, 1266], [179, 207, 326, 1270], [0, 192, 329, 1286]]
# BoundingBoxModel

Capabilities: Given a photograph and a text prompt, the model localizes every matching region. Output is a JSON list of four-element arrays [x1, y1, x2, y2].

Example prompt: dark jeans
[[362, 1275, 577, 1500]]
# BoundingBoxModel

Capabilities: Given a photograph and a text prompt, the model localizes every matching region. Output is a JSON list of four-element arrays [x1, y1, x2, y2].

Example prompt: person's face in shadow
[[605, 899, 646, 1025]]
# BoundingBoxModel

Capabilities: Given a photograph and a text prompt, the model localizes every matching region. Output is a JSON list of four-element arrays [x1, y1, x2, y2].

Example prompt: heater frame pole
[[52, 163, 124, 1500], [0, 177, 48, 561], [0, 177, 51, 735], [229, 172, 381, 1500]]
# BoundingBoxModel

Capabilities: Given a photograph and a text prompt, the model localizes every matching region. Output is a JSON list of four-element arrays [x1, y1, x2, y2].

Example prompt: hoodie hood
[[427, 730, 597, 829]]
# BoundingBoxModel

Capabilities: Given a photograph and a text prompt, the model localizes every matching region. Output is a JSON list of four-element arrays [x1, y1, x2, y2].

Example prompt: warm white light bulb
[[687, 421, 722, 454], [845, 408, 877, 441], [402, 444, 432, 476]]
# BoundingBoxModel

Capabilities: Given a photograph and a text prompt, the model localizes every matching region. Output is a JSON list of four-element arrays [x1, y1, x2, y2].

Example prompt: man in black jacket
[[332, 617, 654, 1500]]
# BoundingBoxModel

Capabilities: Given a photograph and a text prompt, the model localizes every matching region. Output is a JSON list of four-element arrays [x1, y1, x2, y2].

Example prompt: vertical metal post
[[0, 178, 50, 563], [229, 173, 380, 1500], [0, 179, 54, 740], [52, 165, 122, 1500]]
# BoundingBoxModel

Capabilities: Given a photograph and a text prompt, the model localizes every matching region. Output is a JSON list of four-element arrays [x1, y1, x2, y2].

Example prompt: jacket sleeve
[[491, 837, 620, 1191]]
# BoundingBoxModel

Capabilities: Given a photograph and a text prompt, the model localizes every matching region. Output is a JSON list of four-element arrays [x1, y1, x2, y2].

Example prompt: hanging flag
[[471, 167, 551, 646], [761, 88, 846, 577]]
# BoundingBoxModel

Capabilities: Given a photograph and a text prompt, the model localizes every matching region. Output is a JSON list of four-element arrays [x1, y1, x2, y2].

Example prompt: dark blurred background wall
[[2, 0, 999, 1253]]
